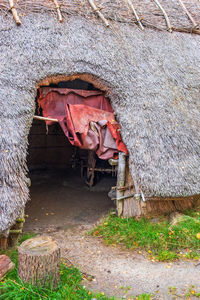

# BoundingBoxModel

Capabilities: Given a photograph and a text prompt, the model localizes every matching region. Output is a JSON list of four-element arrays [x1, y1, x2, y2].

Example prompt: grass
[[89, 210, 200, 261], [168, 285, 200, 298], [0, 264, 113, 300], [0, 233, 114, 300]]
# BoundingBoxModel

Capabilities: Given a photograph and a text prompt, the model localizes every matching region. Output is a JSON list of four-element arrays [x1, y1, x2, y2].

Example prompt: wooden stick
[[173, 27, 200, 35], [33, 115, 58, 122], [9, 229, 22, 234], [8, 0, 21, 25], [153, 0, 172, 32], [89, 167, 113, 172], [52, 0, 63, 23], [125, 0, 144, 31], [112, 184, 134, 191], [177, 0, 197, 28], [88, 0, 110, 28], [112, 193, 135, 201]]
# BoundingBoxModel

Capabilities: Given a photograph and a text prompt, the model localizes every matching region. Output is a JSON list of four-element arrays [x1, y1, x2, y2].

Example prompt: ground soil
[[24, 169, 115, 232], [24, 169, 200, 299]]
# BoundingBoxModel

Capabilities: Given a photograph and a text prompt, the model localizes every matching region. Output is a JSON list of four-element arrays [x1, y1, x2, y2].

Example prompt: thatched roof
[[0, 0, 200, 33], [0, 1, 200, 232]]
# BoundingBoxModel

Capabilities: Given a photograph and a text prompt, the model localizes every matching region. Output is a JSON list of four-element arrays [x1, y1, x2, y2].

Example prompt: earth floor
[[24, 169, 200, 299]]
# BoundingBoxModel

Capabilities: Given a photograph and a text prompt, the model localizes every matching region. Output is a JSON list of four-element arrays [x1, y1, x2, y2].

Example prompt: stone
[[169, 212, 199, 229], [0, 255, 15, 278]]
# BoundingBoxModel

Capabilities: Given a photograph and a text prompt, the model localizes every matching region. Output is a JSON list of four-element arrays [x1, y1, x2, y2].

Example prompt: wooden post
[[18, 236, 60, 288], [0, 229, 9, 250], [86, 151, 96, 187], [8, 209, 25, 248], [122, 160, 143, 218], [116, 152, 126, 216], [0, 236, 8, 251]]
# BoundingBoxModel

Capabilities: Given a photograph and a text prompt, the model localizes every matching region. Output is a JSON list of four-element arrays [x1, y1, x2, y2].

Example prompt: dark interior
[[24, 80, 116, 233]]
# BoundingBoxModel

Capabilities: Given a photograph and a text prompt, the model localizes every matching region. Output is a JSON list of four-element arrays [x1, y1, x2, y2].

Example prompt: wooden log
[[18, 236, 60, 288], [0, 255, 15, 278]]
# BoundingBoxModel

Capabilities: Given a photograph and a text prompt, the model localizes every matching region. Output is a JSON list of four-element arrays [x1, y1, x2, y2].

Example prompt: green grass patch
[[136, 294, 151, 300], [0, 263, 113, 300], [90, 210, 200, 261]]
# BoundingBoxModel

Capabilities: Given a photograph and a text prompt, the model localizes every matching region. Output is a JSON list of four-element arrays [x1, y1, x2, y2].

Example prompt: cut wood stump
[[18, 236, 60, 288], [0, 255, 15, 278]]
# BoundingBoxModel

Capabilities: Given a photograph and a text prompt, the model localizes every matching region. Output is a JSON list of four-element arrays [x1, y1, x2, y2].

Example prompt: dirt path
[[47, 225, 199, 299]]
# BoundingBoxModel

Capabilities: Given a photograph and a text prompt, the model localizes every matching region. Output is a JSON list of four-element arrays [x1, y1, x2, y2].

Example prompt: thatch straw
[[0, 0, 199, 34]]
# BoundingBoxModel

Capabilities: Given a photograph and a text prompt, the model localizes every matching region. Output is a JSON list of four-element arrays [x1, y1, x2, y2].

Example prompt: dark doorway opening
[[24, 79, 117, 233]]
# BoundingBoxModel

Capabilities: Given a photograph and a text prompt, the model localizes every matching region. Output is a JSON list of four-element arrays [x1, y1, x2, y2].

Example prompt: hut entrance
[[24, 79, 127, 233]]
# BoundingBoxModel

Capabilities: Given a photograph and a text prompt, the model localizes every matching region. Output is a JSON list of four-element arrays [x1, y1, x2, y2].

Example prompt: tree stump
[[18, 236, 60, 288]]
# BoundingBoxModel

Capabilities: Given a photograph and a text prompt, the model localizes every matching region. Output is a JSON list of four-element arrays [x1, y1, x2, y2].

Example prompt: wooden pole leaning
[[125, 0, 144, 31], [8, 0, 21, 26], [33, 115, 59, 122], [153, 0, 172, 32], [177, 0, 198, 28], [53, 0, 63, 23], [88, 0, 110, 27]]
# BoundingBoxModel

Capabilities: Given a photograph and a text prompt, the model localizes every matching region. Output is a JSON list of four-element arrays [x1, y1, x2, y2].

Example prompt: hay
[[0, 0, 199, 33]]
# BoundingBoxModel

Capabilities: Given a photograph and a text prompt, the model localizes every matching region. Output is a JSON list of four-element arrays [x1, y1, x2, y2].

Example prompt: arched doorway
[[24, 78, 127, 233]]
